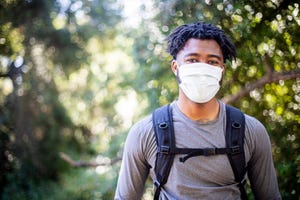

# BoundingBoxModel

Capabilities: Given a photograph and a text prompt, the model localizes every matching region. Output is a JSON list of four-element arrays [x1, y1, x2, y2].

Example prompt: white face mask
[[177, 62, 223, 103]]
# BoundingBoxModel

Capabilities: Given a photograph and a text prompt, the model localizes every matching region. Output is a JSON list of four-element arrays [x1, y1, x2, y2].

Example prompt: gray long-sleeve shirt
[[115, 101, 281, 200]]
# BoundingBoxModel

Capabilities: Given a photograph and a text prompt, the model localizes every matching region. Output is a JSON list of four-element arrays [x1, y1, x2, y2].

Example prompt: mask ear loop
[[176, 67, 182, 84], [219, 64, 226, 85], [172, 60, 182, 84]]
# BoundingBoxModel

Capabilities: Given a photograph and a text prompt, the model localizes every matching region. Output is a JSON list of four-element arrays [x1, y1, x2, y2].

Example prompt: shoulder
[[222, 103, 267, 136], [126, 114, 154, 145], [130, 115, 153, 134], [222, 102, 271, 158], [243, 113, 272, 158], [244, 114, 266, 131], [125, 114, 156, 156], [244, 114, 269, 140]]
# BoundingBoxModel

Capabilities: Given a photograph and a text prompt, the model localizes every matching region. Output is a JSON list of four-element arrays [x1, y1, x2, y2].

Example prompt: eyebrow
[[183, 53, 222, 61], [207, 54, 222, 61]]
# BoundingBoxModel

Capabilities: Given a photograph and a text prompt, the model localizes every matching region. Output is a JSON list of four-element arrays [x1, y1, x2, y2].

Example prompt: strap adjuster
[[160, 145, 170, 154], [230, 145, 240, 155]]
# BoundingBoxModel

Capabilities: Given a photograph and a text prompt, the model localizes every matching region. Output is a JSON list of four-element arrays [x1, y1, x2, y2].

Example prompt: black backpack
[[152, 104, 247, 200]]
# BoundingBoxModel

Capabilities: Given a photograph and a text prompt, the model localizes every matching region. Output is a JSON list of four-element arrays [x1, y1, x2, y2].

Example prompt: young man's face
[[171, 38, 225, 73]]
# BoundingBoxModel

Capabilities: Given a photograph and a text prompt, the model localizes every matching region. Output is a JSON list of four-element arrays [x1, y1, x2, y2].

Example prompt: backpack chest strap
[[158, 145, 242, 163]]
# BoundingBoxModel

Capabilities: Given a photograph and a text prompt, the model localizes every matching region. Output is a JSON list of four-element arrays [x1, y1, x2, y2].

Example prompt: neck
[[177, 93, 220, 122]]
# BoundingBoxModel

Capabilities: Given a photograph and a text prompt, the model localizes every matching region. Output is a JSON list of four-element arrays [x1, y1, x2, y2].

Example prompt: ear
[[171, 60, 178, 75]]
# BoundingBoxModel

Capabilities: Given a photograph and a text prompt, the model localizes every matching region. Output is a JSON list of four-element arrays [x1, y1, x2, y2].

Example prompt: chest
[[148, 119, 236, 186]]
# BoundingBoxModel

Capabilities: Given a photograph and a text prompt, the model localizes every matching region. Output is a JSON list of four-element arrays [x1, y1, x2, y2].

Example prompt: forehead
[[177, 38, 223, 59]]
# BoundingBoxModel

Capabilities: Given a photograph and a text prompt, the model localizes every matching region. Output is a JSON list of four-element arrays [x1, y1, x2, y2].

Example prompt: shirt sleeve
[[114, 118, 152, 200], [245, 115, 281, 200]]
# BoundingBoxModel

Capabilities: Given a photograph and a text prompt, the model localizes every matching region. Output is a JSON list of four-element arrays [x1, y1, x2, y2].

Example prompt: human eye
[[185, 58, 198, 64], [207, 59, 221, 66]]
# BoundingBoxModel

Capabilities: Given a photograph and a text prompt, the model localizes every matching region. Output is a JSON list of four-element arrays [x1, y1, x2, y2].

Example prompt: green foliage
[[1, 168, 119, 200], [0, 0, 123, 199]]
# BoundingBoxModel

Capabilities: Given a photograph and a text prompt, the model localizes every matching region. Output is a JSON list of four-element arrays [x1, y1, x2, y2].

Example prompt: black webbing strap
[[152, 105, 175, 200], [225, 105, 247, 200], [177, 145, 241, 163]]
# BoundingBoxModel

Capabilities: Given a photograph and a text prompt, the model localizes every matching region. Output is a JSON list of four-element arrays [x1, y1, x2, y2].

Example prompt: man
[[114, 22, 281, 200]]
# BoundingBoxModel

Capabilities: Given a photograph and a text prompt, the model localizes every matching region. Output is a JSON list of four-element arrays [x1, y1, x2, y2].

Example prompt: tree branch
[[59, 152, 122, 168], [222, 69, 300, 104], [262, 55, 274, 75], [0, 73, 9, 78]]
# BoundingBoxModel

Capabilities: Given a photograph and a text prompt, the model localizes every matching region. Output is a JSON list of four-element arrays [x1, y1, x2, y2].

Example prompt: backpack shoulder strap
[[152, 104, 175, 200], [225, 104, 247, 200], [152, 104, 247, 200]]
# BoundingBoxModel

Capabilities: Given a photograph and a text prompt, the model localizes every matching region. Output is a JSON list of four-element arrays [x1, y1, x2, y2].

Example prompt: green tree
[[0, 0, 123, 199]]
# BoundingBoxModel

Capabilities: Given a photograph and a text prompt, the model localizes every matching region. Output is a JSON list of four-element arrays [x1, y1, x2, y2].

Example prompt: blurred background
[[0, 0, 299, 199]]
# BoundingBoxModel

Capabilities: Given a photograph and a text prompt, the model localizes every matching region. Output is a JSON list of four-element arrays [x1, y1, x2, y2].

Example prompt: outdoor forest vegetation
[[0, 0, 299, 199]]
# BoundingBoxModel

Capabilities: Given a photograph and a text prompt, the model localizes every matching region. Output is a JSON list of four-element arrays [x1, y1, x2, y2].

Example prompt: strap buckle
[[230, 145, 240, 155]]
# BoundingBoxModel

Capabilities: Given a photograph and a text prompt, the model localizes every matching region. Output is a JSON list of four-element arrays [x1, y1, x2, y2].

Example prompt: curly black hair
[[166, 22, 237, 62]]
